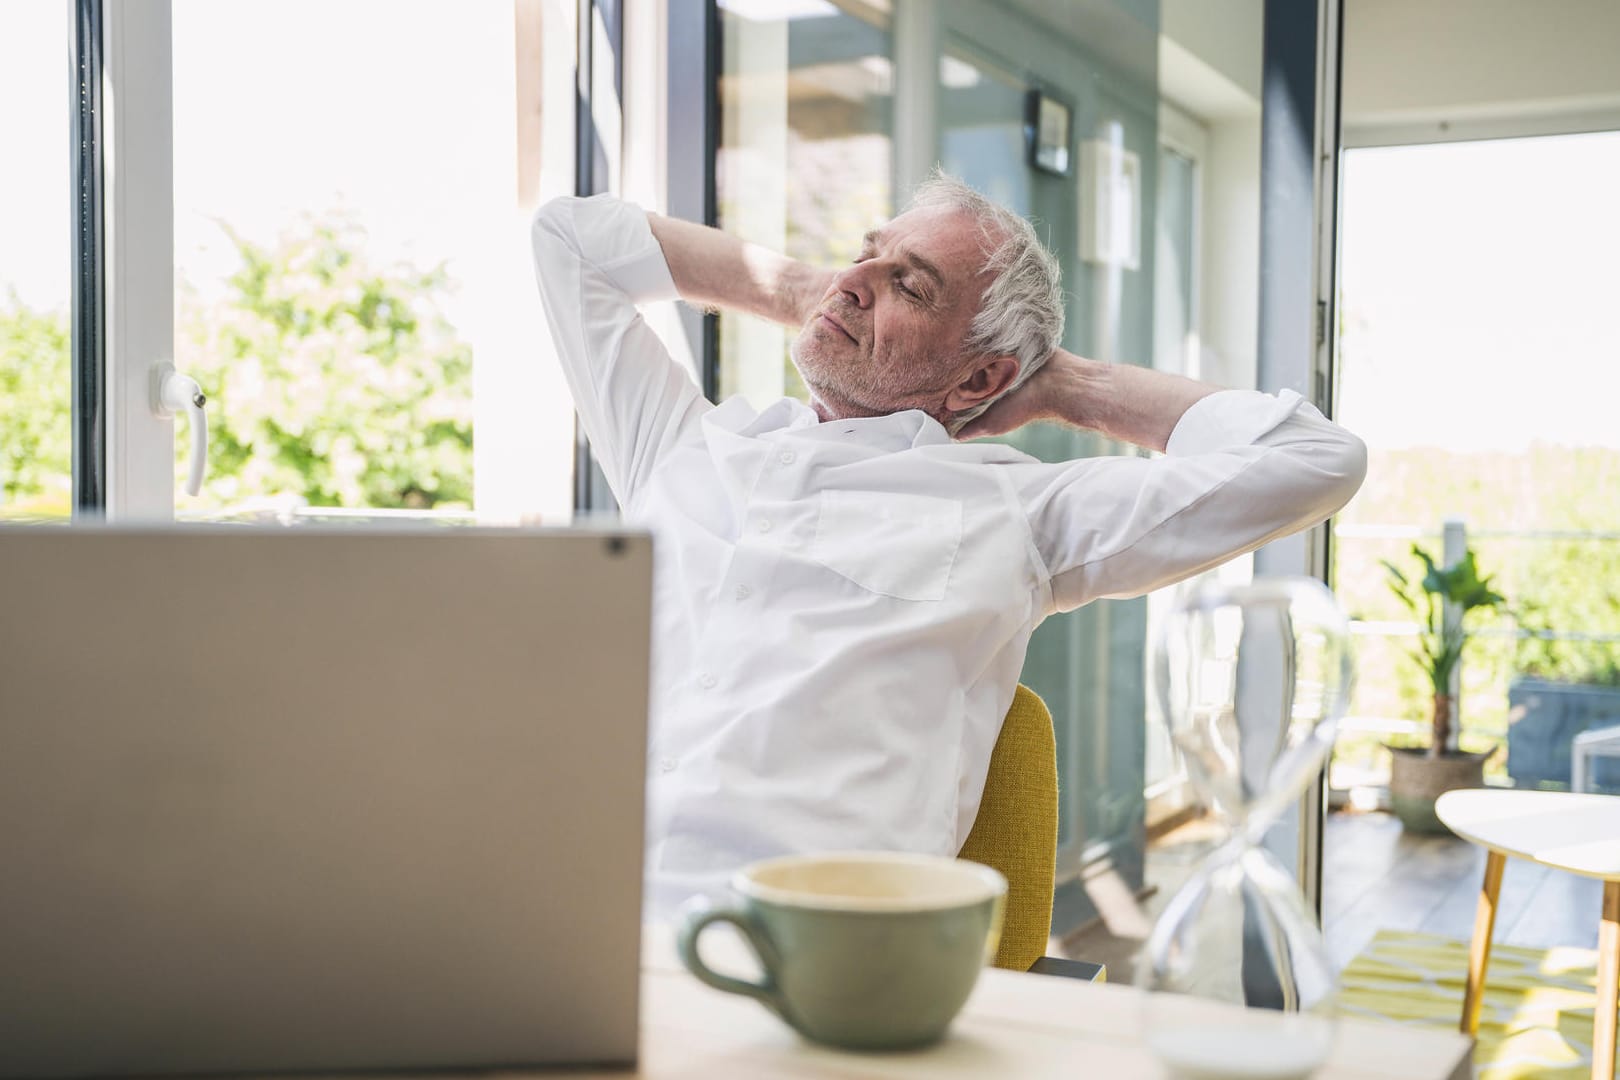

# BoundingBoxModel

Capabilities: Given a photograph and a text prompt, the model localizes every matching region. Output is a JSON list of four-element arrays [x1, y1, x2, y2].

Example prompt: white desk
[[178, 923, 1472, 1080], [1437, 788, 1620, 1080], [488, 927, 1471, 1080]]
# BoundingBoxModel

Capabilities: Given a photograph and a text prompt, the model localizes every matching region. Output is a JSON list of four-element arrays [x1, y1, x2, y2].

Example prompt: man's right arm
[[646, 213, 834, 328], [532, 198, 834, 506], [531, 195, 711, 507]]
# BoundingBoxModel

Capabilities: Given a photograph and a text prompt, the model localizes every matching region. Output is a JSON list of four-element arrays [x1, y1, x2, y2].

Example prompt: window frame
[[1144, 101, 1209, 830], [98, 0, 176, 521], [69, 0, 106, 515], [81, 0, 597, 522]]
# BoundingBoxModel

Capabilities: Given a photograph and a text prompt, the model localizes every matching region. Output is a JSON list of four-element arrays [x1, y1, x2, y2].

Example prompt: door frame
[[1252, 0, 1346, 917]]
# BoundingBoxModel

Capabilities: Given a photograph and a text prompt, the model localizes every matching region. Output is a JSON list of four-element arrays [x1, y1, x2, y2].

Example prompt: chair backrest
[[958, 684, 1058, 971]]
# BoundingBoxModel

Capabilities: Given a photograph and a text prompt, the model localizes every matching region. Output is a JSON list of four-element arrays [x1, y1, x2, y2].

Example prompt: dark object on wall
[[1025, 89, 1072, 176], [1507, 678, 1620, 791]]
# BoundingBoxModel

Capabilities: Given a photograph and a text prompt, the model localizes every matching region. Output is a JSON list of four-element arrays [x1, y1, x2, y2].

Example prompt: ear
[[945, 355, 1020, 413]]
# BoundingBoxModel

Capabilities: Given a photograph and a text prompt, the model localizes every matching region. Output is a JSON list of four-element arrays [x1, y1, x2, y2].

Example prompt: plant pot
[[1387, 746, 1492, 834]]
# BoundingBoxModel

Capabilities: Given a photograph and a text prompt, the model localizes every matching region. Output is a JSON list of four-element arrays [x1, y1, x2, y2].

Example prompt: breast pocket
[[811, 490, 963, 602]]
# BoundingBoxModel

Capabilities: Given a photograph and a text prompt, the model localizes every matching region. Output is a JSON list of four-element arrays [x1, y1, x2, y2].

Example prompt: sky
[[1, 1, 72, 314], [2, 0, 524, 321], [1337, 132, 1620, 452]]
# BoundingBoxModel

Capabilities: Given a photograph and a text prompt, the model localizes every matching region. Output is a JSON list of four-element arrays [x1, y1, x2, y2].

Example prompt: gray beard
[[791, 335, 925, 422]]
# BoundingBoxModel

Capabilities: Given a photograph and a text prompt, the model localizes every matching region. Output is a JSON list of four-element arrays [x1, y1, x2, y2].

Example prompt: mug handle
[[675, 898, 787, 1015]]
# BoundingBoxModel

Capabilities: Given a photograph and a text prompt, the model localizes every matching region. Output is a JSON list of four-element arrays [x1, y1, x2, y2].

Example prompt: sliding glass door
[[712, 0, 1337, 939]]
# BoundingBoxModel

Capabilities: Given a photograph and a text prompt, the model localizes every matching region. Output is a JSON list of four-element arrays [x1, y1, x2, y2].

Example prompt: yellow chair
[[958, 684, 1058, 972]]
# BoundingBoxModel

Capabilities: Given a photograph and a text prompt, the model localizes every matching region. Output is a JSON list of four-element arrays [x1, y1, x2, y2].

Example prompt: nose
[[830, 262, 874, 309]]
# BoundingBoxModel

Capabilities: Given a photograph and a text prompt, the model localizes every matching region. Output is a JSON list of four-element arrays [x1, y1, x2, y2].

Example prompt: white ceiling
[[901, 1, 1620, 145], [1343, 0, 1620, 145]]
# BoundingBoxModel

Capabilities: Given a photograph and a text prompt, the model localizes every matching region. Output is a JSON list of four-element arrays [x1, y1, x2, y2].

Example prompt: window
[[0, 1, 73, 522], [716, 0, 894, 406], [3, 1, 582, 525], [938, 45, 1029, 215], [166, 0, 573, 524], [1145, 108, 1211, 827], [708, 0, 1279, 942]]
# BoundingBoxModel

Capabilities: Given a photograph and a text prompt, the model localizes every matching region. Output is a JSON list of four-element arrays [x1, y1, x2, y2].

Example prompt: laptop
[[0, 525, 652, 1078]]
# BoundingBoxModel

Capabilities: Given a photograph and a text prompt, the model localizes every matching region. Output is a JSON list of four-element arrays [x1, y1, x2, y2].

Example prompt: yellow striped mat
[[1339, 929, 1614, 1079]]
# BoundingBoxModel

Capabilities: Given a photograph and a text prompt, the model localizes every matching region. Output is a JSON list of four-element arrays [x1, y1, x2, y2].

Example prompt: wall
[[1162, 0, 1262, 106], [1158, 0, 1262, 393], [1343, 0, 1620, 145]]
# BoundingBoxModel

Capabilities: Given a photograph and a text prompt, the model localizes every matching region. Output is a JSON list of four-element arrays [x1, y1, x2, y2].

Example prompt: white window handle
[[155, 363, 207, 496]]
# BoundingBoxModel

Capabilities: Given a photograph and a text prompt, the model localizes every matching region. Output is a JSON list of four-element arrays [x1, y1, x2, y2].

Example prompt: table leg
[[1595, 880, 1619, 1080], [1460, 851, 1505, 1036]]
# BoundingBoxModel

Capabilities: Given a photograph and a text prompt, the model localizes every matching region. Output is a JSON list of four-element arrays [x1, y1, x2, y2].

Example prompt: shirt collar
[[704, 396, 953, 452]]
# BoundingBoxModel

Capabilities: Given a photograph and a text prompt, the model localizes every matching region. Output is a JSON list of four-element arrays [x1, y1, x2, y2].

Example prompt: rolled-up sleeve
[[1012, 389, 1368, 614], [531, 194, 710, 507]]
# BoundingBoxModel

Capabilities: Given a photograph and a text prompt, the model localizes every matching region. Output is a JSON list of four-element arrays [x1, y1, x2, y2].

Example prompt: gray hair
[[908, 171, 1065, 434]]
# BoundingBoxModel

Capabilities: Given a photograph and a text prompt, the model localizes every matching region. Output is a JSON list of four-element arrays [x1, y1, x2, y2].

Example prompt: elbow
[[531, 197, 605, 287], [531, 196, 578, 247], [1326, 428, 1369, 515], [1292, 427, 1366, 529], [1277, 423, 1368, 527]]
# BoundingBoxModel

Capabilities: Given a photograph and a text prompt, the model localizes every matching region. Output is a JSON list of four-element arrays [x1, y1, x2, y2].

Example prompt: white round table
[[1435, 789, 1620, 1080]]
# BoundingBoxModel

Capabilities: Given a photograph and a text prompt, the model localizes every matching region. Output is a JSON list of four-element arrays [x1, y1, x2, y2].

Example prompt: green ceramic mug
[[675, 851, 1007, 1051]]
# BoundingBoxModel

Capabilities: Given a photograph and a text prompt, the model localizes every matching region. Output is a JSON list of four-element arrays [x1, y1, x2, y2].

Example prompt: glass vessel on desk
[[1139, 577, 1353, 1080]]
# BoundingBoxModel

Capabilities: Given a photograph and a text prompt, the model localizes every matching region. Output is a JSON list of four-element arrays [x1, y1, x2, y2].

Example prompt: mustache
[[818, 303, 862, 344]]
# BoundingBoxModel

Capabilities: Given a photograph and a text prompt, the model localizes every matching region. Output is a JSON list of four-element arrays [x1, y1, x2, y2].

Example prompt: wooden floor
[[1056, 809, 1604, 980], [1322, 809, 1602, 970]]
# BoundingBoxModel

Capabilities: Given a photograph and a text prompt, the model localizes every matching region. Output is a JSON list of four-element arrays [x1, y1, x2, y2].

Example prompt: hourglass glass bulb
[[1140, 577, 1353, 1080]]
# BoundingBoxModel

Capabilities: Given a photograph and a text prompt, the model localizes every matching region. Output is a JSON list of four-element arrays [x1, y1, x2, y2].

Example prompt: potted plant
[[1382, 544, 1506, 833]]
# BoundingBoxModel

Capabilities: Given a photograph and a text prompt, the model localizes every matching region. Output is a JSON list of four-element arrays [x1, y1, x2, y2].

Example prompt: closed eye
[[854, 248, 927, 304]]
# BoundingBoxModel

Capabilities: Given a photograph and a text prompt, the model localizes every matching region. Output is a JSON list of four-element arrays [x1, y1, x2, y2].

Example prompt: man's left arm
[[645, 212, 835, 327], [958, 348, 1215, 449], [991, 350, 1368, 613]]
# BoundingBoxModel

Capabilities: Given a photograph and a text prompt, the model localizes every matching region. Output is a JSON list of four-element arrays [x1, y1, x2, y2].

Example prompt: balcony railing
[[1332, 519, 1620, 790]]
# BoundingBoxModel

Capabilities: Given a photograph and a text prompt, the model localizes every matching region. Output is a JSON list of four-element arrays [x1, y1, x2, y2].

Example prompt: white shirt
[[531, 194, 1368, 915]]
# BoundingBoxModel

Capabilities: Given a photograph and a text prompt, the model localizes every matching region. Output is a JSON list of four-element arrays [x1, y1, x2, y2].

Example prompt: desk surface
[[1437, 788, 1620, 881], [438, 928, 1472, 1080]]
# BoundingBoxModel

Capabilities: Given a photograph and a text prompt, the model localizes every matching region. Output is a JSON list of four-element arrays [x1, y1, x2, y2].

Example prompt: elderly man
[[531, 175, 1366, 915]]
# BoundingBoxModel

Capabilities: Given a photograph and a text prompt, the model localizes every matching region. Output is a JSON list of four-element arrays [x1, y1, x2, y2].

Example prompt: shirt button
[[756, 519, 772, 534], [734, 584, 752, 601], [778, 450, 796, 465], [658, 757, 677, 774], [698, 672, 718, 690]]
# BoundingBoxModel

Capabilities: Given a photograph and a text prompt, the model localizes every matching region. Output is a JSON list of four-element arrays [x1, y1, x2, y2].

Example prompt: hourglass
[[1139, 576, 1353, 1080]]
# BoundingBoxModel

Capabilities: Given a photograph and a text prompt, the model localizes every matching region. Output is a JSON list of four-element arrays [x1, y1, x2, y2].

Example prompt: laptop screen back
[[0, 526, 651, 1077]]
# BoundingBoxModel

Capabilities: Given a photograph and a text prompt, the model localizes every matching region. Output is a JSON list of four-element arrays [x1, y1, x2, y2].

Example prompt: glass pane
[[1143, 142, 1200, 802], [707, 0, 1268, 949], [938, 49, 1029, 214], [716, 0, 894, 406], [0, 1, 73, 522], [170, 0, 574, 524], [1332, 133, 1620, 794], [1153, 145, 1196, 377]]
